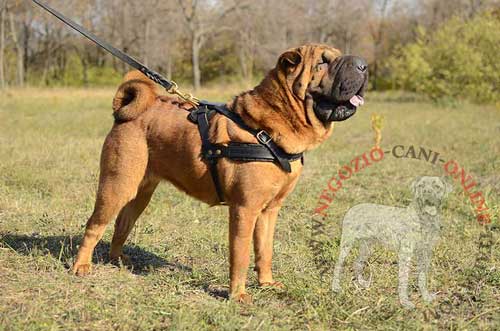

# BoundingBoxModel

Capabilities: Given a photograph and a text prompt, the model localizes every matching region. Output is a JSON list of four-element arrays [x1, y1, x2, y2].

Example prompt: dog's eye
[[317, 54, 331, 67]]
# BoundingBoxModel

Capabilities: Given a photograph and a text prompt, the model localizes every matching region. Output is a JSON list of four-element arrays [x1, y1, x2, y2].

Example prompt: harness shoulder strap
[[208, 103, 297, 173], [195, 106, 226, 204]]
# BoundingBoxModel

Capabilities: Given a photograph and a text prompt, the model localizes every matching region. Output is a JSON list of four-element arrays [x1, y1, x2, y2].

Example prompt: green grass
[[0, 87, 499, 330]]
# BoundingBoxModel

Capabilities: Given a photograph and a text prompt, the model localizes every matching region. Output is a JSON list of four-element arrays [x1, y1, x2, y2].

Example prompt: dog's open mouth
[[313, 93, 365, 122], [421, 198, 439, 216]]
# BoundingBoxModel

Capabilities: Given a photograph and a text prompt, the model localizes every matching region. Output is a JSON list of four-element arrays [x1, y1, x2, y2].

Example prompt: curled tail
[[112, 70, 158, 122]]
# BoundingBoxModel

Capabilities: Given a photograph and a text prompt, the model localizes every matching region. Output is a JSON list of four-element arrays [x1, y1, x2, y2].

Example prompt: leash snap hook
[[167, 81, 200, 107]]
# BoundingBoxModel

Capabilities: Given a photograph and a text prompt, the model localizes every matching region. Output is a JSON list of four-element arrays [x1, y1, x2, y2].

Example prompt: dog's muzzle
[[313, 55, 368, 122], [418, 196, 441, 216], [314, 98, 361, 122]]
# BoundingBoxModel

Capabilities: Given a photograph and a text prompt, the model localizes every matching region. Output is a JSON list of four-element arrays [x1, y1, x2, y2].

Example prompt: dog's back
[[341, 203, 420, 248]]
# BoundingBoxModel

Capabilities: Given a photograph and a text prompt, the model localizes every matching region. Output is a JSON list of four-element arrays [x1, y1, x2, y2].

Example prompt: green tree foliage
[[387, 12, 500, 104]]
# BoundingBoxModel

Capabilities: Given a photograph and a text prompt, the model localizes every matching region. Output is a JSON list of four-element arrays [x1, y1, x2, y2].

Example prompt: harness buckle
[[256, 130, 272, 145]]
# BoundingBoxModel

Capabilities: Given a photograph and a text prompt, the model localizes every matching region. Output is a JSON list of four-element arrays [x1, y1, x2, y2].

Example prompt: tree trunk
[[239, 49, 254, 82], [143, 20, 151, 66], [9, 11, 24, 87], [191, 34, 201, 91], [238, 47, 248, 81], [0, 8, 5, 89], [166, 54, 172, 80], [370, 0, 390, 91], [81, 56, 89, 87], [23, 21, 29, 83], [42, 49, 50, 86], [344, 29, 352, 55]]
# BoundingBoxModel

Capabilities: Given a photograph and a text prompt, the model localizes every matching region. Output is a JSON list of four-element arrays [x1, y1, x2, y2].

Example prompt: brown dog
[[72, 44, 368, 302]]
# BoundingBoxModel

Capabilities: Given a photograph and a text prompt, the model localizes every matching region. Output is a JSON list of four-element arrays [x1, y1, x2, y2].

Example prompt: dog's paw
[[259, 281, 284, 289], [72, 263, 92, 276], [110, 254, 132, 266], [332, 280, 342, 293], [401, 300, 416, 309], [423, 293, 437, 303], [232, 293, 253, 305], [357, 276, 372, 289]]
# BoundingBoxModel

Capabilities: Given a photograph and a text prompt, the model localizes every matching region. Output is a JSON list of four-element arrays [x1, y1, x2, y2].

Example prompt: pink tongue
[[349, 95, 364, 107]]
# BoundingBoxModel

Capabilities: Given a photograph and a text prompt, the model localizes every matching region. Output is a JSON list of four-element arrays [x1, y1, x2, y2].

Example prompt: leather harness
[[188, 101, 304, 204]]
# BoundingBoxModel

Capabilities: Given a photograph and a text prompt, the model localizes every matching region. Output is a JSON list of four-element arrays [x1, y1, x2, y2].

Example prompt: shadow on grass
[[0, 233, 192, 275], [0, 233, 231, 300]]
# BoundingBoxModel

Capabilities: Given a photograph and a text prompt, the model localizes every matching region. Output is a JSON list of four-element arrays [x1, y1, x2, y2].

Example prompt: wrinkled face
[[278, 44, 369, 122], [411, 176, 453, 216]]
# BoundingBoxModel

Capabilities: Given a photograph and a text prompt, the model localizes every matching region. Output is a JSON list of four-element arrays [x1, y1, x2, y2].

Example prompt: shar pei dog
[[72, 44, 368, 302]]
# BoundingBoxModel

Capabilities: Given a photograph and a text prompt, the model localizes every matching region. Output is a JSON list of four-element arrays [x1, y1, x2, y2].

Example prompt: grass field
[[0, 86, 499, 330]]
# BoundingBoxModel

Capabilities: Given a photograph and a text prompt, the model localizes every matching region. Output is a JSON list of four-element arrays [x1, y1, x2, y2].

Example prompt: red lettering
[[459, 169, 477, 192], [361, 153, 372, 167], [477, 214, 491, 225], [370, 146, 384, 162], [318, 189, 334, 203], [338, 166, 353, 180], [351, 155, 363, 172], [314, 203, 329, 217], [444, 160, 459, 176], [470, 192, 489, 213], [328, 176, 342, 192]]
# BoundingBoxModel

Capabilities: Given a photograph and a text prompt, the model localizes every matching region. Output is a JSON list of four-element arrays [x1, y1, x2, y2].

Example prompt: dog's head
[[276, 44, 368, 122], [410, 176, 453, 216]]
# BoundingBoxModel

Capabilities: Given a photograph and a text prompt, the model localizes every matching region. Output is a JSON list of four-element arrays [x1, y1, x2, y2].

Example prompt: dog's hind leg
[[354, 241, 372, 288], [398, 244, 415, 309], [72, 126, 149, 276], [109, 178, 159, 264], [332, 238, 354, 293]]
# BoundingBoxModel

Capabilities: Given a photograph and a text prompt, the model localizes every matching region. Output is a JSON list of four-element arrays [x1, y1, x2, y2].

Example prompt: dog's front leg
[[253, 205, 283, 288], [417, 249, 436, 303], [398, 245, 415, 309], [229, 205, 259, 303]]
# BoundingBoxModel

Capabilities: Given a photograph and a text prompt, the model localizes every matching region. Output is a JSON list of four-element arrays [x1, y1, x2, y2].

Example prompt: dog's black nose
[[353, 57, 368, 73]]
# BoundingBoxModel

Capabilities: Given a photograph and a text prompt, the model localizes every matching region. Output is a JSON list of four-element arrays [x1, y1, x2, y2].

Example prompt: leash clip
[[167, 81, 200, 106]]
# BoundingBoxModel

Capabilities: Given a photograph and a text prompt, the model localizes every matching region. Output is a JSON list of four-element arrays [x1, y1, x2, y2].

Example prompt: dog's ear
[[410, 177, 422, 195], [279, 50, 303, 74], [441, 176, 453, 196]]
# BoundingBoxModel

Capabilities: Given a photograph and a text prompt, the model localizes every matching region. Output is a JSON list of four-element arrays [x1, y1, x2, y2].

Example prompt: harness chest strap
[[190, 102, 304, 204]]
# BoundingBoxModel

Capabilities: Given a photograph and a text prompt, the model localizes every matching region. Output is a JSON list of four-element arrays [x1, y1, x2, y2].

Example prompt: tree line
[[1, 0, 498, 101]]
